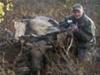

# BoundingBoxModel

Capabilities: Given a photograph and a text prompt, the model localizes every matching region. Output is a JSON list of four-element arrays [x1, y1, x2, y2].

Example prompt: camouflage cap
[[72, 3, 84, 12]]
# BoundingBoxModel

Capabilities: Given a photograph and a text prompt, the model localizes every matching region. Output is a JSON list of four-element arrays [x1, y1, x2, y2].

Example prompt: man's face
[[72, 10, 83, 19]]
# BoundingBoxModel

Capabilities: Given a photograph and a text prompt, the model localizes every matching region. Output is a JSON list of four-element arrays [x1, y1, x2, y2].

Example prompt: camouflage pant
[[76, 44, 95, 63], [74, 44, 96, 75]]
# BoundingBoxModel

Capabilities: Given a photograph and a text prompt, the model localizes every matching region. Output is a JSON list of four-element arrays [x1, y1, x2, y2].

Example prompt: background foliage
[[0, 0, 100, 75]]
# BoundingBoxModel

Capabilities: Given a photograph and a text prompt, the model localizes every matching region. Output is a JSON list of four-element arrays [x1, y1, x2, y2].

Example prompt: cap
[[72, 3, 84, 12]]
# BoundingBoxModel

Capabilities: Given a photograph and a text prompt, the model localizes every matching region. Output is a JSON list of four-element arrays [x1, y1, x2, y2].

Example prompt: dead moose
[[0, 16, 76, 75]]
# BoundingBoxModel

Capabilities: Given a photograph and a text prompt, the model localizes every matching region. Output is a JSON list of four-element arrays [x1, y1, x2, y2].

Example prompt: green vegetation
[[0, 0, 13, 23]]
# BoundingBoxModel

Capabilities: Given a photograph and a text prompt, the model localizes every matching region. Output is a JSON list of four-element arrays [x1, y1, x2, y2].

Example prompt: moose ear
[[48, 19, 58, 26]]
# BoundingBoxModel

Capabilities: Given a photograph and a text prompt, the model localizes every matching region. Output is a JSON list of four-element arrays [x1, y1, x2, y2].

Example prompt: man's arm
[[74, 20, 95, 42]]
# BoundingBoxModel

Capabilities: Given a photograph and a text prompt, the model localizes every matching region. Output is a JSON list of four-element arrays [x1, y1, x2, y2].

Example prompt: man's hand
[[68, 24, 79, 32]]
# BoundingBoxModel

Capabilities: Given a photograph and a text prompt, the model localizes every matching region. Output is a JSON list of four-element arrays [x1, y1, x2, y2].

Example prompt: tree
[[0, 2, 4, 23], [0, 0, 13, 23]]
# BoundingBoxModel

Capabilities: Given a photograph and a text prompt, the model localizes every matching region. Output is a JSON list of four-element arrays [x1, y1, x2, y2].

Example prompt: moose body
[[0, 16, 75, 75], [14, 16, 62, 75]]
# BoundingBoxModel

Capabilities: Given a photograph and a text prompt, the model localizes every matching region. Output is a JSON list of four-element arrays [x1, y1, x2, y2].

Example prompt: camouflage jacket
[[59, 14, 96, 46]]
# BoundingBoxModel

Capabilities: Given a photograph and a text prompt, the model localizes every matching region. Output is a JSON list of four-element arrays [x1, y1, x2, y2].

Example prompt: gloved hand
[[68, 24, 79, 32]]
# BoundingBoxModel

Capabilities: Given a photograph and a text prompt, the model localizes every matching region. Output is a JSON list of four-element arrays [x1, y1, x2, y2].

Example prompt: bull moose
[[13, 16, 76, 75]]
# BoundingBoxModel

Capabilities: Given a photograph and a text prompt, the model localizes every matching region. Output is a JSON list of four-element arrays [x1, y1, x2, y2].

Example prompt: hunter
[[59, 3, 96, 62]]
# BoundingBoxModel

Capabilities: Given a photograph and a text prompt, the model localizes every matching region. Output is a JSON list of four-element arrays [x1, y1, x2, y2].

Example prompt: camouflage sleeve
[[75, 20, 95, 42]]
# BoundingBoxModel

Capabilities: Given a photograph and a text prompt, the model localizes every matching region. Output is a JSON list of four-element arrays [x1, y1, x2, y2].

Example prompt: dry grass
[[0, 31, 98, 75]]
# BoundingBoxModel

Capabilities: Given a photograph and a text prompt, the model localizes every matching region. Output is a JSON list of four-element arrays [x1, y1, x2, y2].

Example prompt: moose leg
[[31, 46, 44, 75]]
